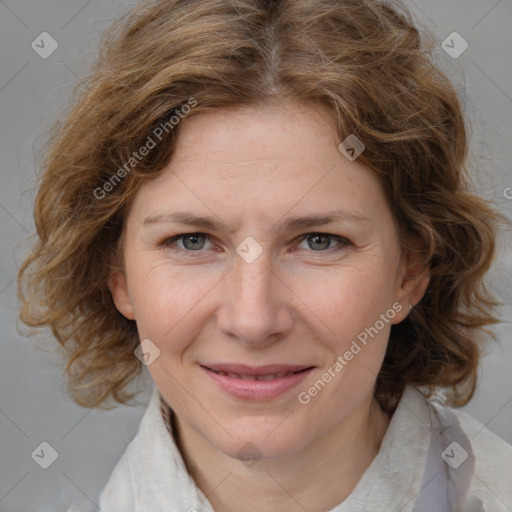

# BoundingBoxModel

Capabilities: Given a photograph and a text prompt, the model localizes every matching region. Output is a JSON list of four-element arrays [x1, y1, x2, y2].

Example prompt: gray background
[[1, 1, 511, 510]]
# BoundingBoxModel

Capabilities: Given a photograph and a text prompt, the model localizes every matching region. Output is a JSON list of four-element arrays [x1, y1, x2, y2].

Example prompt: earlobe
[[108, 269, 135, 320], [403, 269, 430, 309], [392, 241, 431, 324]]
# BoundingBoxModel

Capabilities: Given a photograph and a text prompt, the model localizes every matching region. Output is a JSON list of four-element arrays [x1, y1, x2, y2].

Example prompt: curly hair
[[18, 0, 505, 411]]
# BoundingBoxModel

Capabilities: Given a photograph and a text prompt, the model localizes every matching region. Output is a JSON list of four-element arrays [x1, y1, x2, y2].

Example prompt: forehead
[[125, 101, 389, 231], [174, 99, 340, 156]]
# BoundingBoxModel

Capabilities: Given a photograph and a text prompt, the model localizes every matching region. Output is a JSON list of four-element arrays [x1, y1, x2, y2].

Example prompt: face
[[109, 100, 429, 461]]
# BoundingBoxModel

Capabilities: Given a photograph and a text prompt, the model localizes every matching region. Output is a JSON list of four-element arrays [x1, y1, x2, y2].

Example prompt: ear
[[108, 269, 135, 320], [391, 237, 430, 324]]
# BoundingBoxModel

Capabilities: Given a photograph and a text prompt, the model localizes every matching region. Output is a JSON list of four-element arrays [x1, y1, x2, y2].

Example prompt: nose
[[216, 253, 293, 347]]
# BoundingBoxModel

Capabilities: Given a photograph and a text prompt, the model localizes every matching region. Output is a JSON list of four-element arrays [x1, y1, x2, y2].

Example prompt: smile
[[201, 365, 314, 400], [209, 369, 308, 380]]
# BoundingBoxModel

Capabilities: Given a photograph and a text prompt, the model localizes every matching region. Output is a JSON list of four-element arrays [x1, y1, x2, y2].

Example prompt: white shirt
[[94, 384, 512, 511]]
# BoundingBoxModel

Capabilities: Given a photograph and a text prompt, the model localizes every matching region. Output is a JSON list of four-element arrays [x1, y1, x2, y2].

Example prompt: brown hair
[[18, 0, 505, 411]]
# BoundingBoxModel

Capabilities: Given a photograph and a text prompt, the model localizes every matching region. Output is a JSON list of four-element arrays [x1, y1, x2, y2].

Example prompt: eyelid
[[295, 233, 351, 250], [160, 232, 213, 250], [160, 231, 351, 253]]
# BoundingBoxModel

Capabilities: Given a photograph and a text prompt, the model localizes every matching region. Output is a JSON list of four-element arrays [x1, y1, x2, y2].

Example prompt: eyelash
[[159, 232, 351, 255]]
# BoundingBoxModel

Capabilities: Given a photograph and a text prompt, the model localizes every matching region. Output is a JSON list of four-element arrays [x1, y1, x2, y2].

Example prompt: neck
[[170, 396, 391, 512]]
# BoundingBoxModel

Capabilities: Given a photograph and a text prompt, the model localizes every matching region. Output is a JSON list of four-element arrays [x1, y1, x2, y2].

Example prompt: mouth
[[204, 367, 312, 381], [201, 362, 314, 379], [200, 363, 315, 400]]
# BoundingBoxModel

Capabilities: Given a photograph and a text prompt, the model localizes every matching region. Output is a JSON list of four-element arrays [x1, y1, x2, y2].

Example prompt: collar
[[99, 384, 480, 511]]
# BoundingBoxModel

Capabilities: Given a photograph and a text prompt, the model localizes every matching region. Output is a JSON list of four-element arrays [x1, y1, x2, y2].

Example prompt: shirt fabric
[[94, 384, 512, 512]]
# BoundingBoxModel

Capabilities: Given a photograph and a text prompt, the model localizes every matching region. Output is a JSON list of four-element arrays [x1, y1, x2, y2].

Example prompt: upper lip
[[202, 363, 314, 376]]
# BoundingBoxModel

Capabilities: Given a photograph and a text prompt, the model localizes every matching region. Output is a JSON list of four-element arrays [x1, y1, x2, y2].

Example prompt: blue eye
[[160, 232, 350, 255], [297, 233, 349, 251], [162, 233, 213, 251]]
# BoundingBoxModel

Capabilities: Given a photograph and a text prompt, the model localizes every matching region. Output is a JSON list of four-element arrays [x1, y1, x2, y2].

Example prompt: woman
[[18, 0, 512, 510]]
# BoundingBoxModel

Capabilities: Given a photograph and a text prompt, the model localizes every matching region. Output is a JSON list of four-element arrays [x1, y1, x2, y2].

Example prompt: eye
[[296, 233, 350, 251], [161, 233, 213, 251], [159, 231, 350, 255]]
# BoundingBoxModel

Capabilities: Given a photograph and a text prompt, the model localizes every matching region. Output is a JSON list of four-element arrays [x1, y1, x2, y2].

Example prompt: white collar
[[99, 384, 480, 511]]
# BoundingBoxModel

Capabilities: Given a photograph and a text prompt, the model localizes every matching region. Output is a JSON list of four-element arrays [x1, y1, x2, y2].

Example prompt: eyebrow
[[143, 210, 369, 232]]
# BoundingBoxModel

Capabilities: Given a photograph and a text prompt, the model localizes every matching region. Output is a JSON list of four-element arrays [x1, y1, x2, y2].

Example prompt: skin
[[109, 99, 430, 512]]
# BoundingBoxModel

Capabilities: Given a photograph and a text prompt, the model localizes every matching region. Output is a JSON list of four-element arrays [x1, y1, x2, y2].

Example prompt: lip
[[203, 363, 312, 376], [201, 364, 314, 400]]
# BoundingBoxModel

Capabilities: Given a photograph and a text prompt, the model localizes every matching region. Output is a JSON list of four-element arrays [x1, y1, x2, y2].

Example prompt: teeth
[[214, 370, 297, 380], [255, 374, 276, 381]]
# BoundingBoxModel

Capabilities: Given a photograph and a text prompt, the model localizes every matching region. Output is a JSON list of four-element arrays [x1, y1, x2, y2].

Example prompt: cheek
[[126, 258, 219, 347], [292, 261, 398, 343], [295, 267, 396, 412]]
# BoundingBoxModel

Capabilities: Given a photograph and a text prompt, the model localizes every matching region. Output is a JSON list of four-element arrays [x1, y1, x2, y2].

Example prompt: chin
[[209, 419, 307, 463]]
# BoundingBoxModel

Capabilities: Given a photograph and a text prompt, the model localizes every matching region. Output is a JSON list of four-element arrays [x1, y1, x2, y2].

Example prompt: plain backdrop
[[1, 1, 511, 510]]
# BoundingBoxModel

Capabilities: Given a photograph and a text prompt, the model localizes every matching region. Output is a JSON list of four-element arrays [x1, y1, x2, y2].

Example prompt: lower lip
[[202, 366, 314, 400]]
